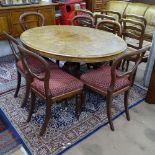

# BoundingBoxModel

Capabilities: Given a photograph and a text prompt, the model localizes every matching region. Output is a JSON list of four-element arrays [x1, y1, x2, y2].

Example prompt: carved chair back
[[71, 15, 94, 28], [94, 14, 115, 26], [75, 9, 94, 17], [96, 20, 122, 36], [19, 12, 45, 31], [110, 46, 150, 92], [3, 32, 20, 62], [120, 18, 146, 49]]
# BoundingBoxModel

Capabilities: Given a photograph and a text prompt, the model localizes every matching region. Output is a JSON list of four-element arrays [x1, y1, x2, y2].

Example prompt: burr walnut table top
[[20, 25, 127, 63]]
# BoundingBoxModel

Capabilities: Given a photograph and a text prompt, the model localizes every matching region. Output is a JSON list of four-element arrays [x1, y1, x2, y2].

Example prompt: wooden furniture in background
[[85, 0, 107, 12], [19, 12, 45, 31], [146, 61, 155, 104], [0, 2, 57, 39]]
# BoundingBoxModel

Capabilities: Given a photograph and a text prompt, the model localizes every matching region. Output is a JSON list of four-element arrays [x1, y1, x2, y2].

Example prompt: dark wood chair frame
[[123, 14, 147, 28], [19, 12, 45, 31], [94, 14, 115, 26], [120, 17, 147, 71], [71, 15, 94, 28], [75, 9, 94, 17], [19, 11, 60, 66], [18, 46, 84, 136], [81, 46, 151, 131], [101, 10, 121, 22], [120, 18, 145, 50], [96, 19, 122, 37], [3, 32, 30, 108]]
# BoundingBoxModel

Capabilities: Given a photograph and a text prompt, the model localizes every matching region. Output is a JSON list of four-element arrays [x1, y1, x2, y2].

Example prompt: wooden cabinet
[[0, 12, 11, 34], [146, 61, 155, 104], [0, 3, 57, 38], [85, 0, 108, 12]]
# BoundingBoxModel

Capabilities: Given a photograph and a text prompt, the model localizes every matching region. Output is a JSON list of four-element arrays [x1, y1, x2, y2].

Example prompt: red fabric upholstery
[[81, 66, 131, 92], [16, 57, 58, 73], [31, 69, 83, 97]]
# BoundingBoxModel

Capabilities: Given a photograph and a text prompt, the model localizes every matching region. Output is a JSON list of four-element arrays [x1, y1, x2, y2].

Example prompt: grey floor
[[11, 63, 155, 155]]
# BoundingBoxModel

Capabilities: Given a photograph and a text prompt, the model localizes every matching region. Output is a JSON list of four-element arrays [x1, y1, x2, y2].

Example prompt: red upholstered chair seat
[[31, 69, 83, 96], [81, 66, 131, 93], [16, 57, 58, 73]]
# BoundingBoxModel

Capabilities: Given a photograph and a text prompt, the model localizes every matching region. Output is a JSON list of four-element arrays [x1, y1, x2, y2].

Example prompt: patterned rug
[[0, 109, 30, 155], [0, 55, 25, 94], [0, 85, 146, 155]]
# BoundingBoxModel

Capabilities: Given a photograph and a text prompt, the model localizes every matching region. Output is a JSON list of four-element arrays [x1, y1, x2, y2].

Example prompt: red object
[[59, 0, 86, 25]]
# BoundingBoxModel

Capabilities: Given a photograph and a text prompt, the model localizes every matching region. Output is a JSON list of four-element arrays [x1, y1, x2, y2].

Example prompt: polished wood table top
[[20, 25, 127, 63]]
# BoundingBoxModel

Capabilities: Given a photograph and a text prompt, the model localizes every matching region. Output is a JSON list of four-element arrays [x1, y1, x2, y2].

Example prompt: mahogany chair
[[96, 19, 122, 37], [19, 12, 45, 31], [94, 14, 115, 26], [19, 11, 60, 66], [120, 17, 151, 71], [88, 20, 122, 69], [71, 15, 94, 28], [3, 32, 58, 108], [101, 10, 121, 22], [18, 46, 84, 136], [81, 46, 150, 131], [75, 9, 94, 17]]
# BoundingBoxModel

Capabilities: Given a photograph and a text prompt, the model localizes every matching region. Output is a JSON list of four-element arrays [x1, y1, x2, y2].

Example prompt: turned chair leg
[[126, 60, 130, 72], [106, 92, 114, 131], [14, 71, 21, 97], [75, 93, 82, 120], [27, 91, 36, 122], [81, 90, 86, 108], [124, 90, 130, 121], [21, 80, 30, 108], [121, 59, 126, 71], [40, 98, 51, 136], [56, 60, 59, 66]]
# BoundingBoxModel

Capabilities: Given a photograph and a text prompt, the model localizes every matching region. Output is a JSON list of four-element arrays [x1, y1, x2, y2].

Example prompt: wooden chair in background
[[19, 12, 45, 31], [71, 15, 94, 28], [96, 19, 122, 36], [120, 17, 151, 71]]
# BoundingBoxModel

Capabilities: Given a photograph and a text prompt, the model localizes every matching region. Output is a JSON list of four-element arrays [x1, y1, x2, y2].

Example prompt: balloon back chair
[[71, 15, 94, 28], [80, 46, 150, 131], [4, 32, 29, 107], [120, 17, 151, 71], [75, 9, 94, 17], [18, 46, 84, 136], [94, 14, 115, 26], [96, 19, 122, 37], [19, 12, 45, 31], [19, 11, 60, 66], [3, 32, 58, 108]]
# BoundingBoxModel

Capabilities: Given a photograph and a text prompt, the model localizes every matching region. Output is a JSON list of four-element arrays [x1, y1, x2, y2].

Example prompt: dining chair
[[75, 9, 94, 17], [101, 10, 121, 22], [80, 46, 150, 131], [87, 20, 122, 69], [3, 32, 58, 108], [120, 18, 151, 71], [71, 15, 94, 28], [19, 11, 60, 66], [96, 20, 122, 36], [19, 12, 45, 31], [18, 46, 84, 136], [94, 14, 115, 26]]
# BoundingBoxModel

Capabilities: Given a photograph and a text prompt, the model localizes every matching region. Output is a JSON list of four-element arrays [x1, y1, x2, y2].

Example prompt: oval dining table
[[20, 25, 127, 75]]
